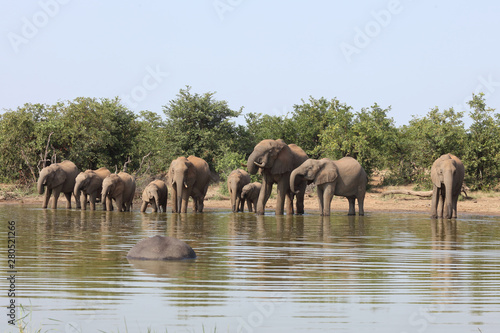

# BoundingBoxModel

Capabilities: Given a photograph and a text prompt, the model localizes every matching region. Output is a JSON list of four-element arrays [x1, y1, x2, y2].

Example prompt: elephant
[[240, 182, 262, 213], [227, 169, 251, 212], [37, 160, 81, 209], [101, 172, 136, 212], [431, 153, 465, 219], [127, 235, 196, 260], [247, 139, 308, 215], [168, 156, 211, 213], [290, 157, 367, 216], [140, 179, 168, 213], [74, 167, 111, 211]]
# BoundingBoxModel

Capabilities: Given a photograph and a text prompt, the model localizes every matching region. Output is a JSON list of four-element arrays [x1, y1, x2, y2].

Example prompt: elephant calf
[[74, 167, 111, 211], [240, 182, 261, 213], [102, 172, 136, 212], [227, 169, 251, 212], [290, 157, 367, 216], [141, 180, 168, 213]]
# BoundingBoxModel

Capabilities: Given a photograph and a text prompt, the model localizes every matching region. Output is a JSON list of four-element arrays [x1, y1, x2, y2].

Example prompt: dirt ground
[[1, 183, 499, 216], [202, 185, 500, 216]]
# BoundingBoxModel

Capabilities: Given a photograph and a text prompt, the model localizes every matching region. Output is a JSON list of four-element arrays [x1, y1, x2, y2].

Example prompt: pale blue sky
[[1, 0, 499, 126]]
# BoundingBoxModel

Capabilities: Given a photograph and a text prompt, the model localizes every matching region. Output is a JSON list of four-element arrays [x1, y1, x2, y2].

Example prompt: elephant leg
[[115, 197, 123, 212], [276, 178, 289, 215], [151, 200, 158, 213], [106, 197, 113, 211], [317, 187, 325, 216], [357, 194, 365, 216], [80, 193, 87, 210], [431, 187, 439, 218], [42, 189, 52, 209], [347, 197, 356, 216], [52, 189, 61, 209], [64, 192, 72, 209], [323, 186, 335, 216], [89, 193, 97, 211], [452, 193, 459, 218], [236, 193, 245, 212], [246, 199, 252, 213], [257, 177, 272, 215]]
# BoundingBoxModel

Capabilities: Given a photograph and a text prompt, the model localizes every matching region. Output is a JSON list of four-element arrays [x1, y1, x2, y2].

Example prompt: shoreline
[[2, 185, 499, 217]]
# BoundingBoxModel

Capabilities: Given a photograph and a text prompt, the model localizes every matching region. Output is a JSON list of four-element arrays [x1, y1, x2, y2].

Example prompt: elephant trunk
[[37, 173, 47, 194], [230, 182, 238, 213], [102, 183, 111, 201], [74, 179, 83, 198], [153, 193, 159, 212], [247, 151, 261, 175], [444, 172, 454, 219], [176, 180, 184, 213], [290, 168, 302, 194]]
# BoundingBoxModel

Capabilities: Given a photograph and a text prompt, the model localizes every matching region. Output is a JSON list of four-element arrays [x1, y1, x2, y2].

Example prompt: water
[[1, 205, 499, 332]]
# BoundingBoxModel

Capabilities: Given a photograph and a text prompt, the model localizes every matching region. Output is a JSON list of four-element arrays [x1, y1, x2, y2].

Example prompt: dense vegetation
[[1, 87, 499, 191]]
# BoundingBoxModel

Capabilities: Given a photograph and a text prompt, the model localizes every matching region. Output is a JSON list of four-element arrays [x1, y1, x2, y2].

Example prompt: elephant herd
[[37, 139, 465, 219]]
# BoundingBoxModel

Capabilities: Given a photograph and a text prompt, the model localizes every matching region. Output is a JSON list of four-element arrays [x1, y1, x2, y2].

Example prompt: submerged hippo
[[127, 235, 196, 260]]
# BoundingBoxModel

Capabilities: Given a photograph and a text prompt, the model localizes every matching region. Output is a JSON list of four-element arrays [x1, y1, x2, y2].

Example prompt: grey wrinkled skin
[[127, 235, 196, 260]]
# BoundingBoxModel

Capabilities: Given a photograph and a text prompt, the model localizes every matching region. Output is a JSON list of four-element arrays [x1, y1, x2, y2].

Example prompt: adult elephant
[[227, 169, 251, 212], [101, 172, 136, 212], [74, 167, 111, 211], [431, 154, 465, 219], [140, 179, 168, 213], [241, 182, 261, 213], [247, 139, 308, 215], [290, 157, 367, 216], [168, 156, 211, 213], [38, 160, 80, 209]]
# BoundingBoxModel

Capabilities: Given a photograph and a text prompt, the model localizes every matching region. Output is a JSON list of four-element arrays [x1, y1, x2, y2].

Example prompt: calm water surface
[[1, 205, 499, 332]]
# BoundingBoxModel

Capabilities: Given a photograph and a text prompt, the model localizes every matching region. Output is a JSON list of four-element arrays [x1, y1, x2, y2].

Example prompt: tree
[[316, 98, 355, 159], [163, 86, 243, 170], [56, 97, 140, 170], [132, 110, 169, 175], [464, 93, 500, 189], [288, 96, 331, 158], [351, 104, 398, 177]]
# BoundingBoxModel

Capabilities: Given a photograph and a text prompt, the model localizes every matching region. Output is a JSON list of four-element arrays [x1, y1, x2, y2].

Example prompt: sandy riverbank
[[2, 184, 499, 216]]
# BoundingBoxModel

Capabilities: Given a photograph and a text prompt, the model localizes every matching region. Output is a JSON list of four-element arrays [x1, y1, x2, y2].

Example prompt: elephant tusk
[[184, 182, 189, 188], [254, 161, 266, 168]]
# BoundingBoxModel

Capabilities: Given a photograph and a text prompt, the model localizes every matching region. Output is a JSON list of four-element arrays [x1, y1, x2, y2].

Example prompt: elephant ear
[[315, 159, 338, 185], [430, 159, 442, 188], [52, 167, 67, 188], [271, 140, 294, 174]]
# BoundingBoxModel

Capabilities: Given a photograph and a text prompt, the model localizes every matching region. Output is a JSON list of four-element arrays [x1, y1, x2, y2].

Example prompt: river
[[1, 205, 499, 332]]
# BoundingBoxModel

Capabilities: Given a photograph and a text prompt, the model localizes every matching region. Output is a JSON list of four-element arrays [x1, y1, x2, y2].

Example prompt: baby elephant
[[141, 180, 168, 213], [240, 182, 261, 213]]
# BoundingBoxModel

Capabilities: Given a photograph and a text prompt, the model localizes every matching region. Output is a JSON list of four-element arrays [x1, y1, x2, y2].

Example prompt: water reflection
[[0, 206, 499, 332]]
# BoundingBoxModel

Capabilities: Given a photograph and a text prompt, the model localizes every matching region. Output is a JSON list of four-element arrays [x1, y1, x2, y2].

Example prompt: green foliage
[[289, 96, 331, 158], [316, 98, 355, 159], [0, 90, 499, 192], [464, 93, 500, 190], [55, 97, 140, 170], [132, 110, 169, 175], [385, 106, 466, 185], [163, 86, 243, 170]]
